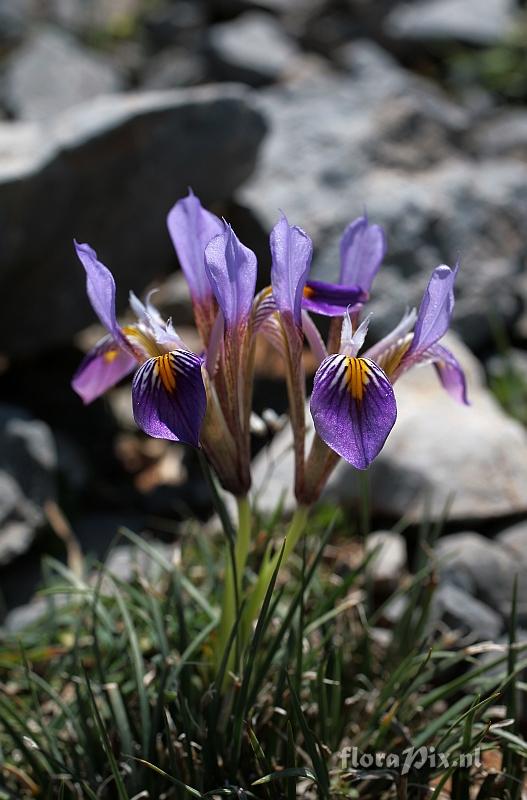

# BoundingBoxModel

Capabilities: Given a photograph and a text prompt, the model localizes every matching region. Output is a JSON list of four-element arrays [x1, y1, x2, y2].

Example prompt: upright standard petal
[[204, 225, 257, 330], [270, 213, 313, 327], [132, 350, 206, 446], [167, 190, 223, 302], [72, 336, 136, 404], [301, 280, 367, 317], [407, 264, 457, 358], [339, 216, 386, 293], [310, 355, 396, 469]]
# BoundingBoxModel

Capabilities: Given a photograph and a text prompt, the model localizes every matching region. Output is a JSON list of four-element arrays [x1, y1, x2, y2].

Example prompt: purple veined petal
[[339, 216, 386, 292], [270, 213, 313, 327], [204, 224, 257, 331], [167, 189, 223, 303], [132, 349, 206, 446], [72, 335, 136, 404], [310, 354, 397, 469], [407, 264, 458, 358], [301, 280, 367, 317], [429, 343, 469, 405]]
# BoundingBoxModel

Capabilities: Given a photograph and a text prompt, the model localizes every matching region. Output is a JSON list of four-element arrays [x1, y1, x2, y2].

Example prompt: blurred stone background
[[1, 0, 527, 627]]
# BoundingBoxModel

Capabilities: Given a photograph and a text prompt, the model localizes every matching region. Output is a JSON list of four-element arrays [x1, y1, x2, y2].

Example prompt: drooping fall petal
[[132, 350, 206, 446], [429, 343, 469, 405], [339, 216, 386, 293], [302, 279, 367, 317], [310, 354, 396, 469], [72, 336, 136, 404]]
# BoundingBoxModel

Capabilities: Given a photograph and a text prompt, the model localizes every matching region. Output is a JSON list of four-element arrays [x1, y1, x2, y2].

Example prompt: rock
[[141, 46, 206, 89], [430, 583, 503, 643], [2, 26, 124, 121], [3, 597, 49, 632], [470, 110, 527, 161], [0, 405, 57, 565], [365, 530, 406, 592], [143, 0, 207, 48], [0, 0, 31, 46], [0, 84, 267, 357], [104, 542, 176, 583], [208, 11, 301, 87], [497, 521, 527, 561], [436, 532, 527, 623], [250, 333, 527, 523], [49, 0, 145, 36], [384, 0, 517, 47], [240, 48, 525, 350]]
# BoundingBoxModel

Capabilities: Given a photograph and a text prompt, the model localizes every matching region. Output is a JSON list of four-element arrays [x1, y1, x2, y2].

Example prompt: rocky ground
[[0, 0, 526, 640]]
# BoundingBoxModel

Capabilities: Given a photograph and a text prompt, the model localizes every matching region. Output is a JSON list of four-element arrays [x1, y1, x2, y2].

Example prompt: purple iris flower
[[72, 191, 467, 494], [309, 262, 468, 471], [72, 241, 206, 447], [310, 314, 397, 470]]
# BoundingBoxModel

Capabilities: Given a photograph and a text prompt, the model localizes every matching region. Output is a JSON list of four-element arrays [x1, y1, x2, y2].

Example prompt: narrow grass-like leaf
[[109, 576, 150, 754], [83, 668, 129, 800], [129, 756, 203, 798]]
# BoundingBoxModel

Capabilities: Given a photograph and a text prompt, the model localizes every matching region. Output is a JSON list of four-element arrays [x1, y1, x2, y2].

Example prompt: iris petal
[[408, 264, 457, 358], [339, 216, 386, 292], [74, 240, 134, 357], [430, 343, 469, 405], [302, 280, 367, 317], [204, 224, 257, 331], [132, 350, 206, 446], [72, 336, 136, 404], [310, 354, 397, 469], [167, 190, 223, 303], [270, 213, 313, 327]]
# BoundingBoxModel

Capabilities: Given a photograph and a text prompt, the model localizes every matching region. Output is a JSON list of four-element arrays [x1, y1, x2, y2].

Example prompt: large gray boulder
[[0, 84, 267, 356], [207, 11, 301, 86], [2, 26, 124, 121], [436, 532, 527, 624]]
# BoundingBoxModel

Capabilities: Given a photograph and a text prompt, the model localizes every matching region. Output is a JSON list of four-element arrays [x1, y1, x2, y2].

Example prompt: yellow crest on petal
[[155, 353, 177, 393], [345, 357, 371, 401]]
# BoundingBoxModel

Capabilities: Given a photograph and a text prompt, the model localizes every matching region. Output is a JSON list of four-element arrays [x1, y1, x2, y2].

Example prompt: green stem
[[235, 496, 251, 594], [245, 505, 309, 625], [216, 495, 252, 674]]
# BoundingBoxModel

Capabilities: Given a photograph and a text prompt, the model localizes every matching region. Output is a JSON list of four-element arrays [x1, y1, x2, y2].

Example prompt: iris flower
[[72, 190, 467, 505]]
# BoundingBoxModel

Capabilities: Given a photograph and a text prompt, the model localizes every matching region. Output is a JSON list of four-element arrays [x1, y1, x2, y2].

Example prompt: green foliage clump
[[1, 507, 527, 799]]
